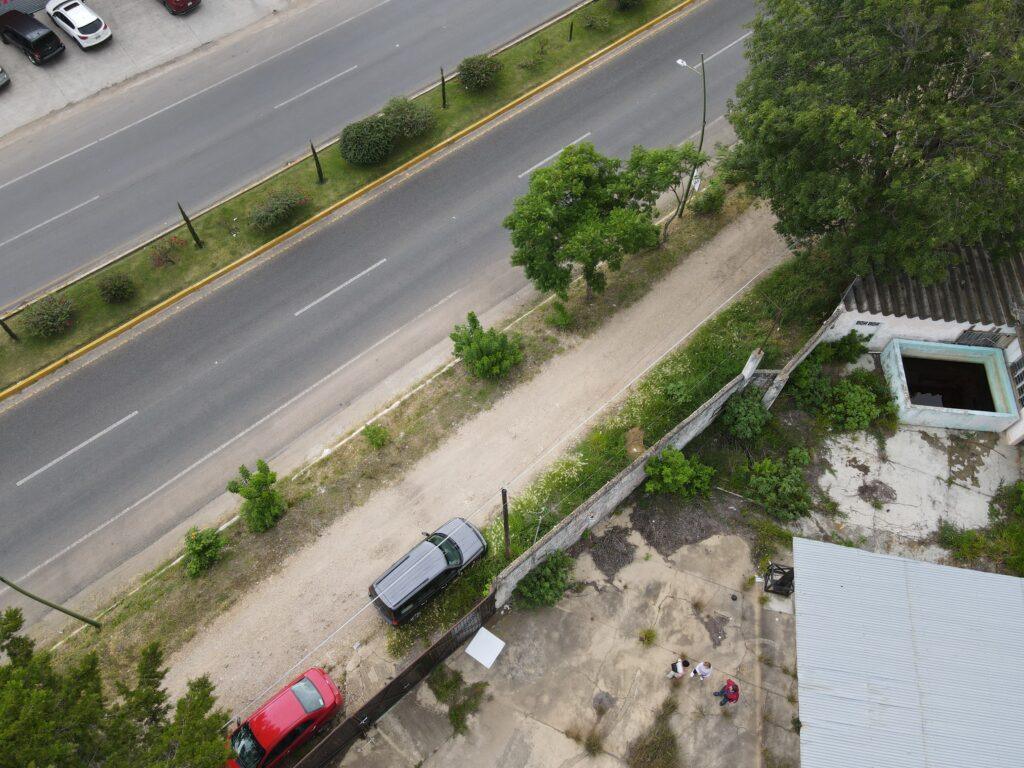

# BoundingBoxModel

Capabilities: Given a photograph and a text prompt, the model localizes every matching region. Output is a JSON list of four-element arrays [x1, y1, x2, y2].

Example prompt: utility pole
[[177, 202, 204, 249], [440, 67, 448, 109], [0, 576, 101, 628], [676, 53, 706, 220], [501, 487, 511, 561], [310, 141, 325, 184]]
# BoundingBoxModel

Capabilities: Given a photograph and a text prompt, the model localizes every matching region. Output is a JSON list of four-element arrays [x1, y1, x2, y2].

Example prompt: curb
[[0, 0, 698, 404]]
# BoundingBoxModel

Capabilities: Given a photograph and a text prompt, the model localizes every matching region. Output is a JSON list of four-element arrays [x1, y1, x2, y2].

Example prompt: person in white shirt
[[666, 658, 690, 678], [691, 661, 712, 681]]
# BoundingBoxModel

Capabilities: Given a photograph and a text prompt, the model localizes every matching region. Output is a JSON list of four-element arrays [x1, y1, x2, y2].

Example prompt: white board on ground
[[465, 627, 505, 669]]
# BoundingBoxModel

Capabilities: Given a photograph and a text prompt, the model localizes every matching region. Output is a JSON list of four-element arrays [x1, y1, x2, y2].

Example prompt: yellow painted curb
[[0, 0, 697, 403]]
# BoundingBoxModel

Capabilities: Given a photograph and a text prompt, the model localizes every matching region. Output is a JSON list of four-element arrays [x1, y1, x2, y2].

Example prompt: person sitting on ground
[[712, 679, 740, 706], [666, 658, 690, 678], [691, 660, 712, 681]]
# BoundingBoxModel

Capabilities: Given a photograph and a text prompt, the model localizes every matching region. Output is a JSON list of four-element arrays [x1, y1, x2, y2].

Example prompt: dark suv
[[370, 518, 487, 626], [0, 11, 65, 65]]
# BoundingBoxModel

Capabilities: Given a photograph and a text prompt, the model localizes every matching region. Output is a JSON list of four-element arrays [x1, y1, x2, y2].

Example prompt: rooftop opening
[[901, 355, 996, 412]]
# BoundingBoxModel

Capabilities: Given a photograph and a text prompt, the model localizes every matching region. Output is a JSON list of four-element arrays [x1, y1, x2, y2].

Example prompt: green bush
[[97, 272, 136, 304], [427, 665, 464, 704], [182, 526, 226, 577], [788, 355, 832, 412], [721, 387, 771, 441], [382, 97, 435, 140], [23, 295, 74, 338], [644, 448, 714, 499], [451, 311, 523, 380], [580, 10, 610, 29], [937, 520, 987, 561], [249, 188, 310, 231], [747, 447, 812, 521], [458, 54, 502, 91], [823, 379, 880, 431], [616, 0, 644, 10], [515, 550, 573, 607], [545, 299, 574, 330], [362, 423, 391, 449], [227, 459, 286, 533], [340, 114, 395, 165], [689, 176, 726, 215], [823, 330, 868, 364]]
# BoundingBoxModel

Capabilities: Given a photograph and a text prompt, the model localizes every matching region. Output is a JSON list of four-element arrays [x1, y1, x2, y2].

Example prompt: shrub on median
[[183, 526, 226, 577], [23, 295, 74, 338], [151, 234, 188, 268], [340, 114, 395, 166], [227, 459, 286, 533], [97, 272, 137, 305], [382, 97, 436, 140], [458, 55, 502, 92], [248, 188, 311, 232], [689, 176, 726, 215], [450, 311, 523, 380], [362, 423, 391, 450]]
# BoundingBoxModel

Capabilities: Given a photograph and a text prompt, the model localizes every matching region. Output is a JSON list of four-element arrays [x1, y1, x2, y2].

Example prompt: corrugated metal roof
[[792, 538, 1024, 768], [842, 247, 1024, 327]]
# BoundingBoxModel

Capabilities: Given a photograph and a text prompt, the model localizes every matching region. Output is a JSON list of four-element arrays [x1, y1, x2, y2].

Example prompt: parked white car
[[45, 0, 110, 49]]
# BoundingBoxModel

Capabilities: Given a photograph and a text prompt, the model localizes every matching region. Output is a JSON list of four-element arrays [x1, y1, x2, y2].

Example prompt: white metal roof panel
[[792, 537, 1024, 768]]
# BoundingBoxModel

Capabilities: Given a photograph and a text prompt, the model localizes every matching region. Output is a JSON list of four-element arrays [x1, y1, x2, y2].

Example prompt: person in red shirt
[[712, 679, 740, 706]]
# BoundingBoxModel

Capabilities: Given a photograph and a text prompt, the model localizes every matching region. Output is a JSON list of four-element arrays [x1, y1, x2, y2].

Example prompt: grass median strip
[[51, 188, 756, 686], [0, 0, 695, 394]]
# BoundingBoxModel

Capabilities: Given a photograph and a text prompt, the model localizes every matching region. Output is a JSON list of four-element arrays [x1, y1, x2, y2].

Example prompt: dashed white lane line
[[517, 132, 592, 179], [274, 65, 359, 110], [16, 410, 139, 487], [0, 195, 100, 250], [293, 258, 387, 317]]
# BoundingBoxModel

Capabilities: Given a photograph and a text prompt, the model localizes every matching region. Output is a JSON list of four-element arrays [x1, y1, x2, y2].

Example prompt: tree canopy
[[0, 608, 229, 768], [726, 0, 1024, 282]]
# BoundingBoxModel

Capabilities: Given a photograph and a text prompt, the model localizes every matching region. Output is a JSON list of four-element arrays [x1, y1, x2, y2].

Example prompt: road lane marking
[[293, 258, 386, 316], [679, 30, 752, 72], [273, 65, 359, 110], [517, 132, 592, 178], [0, 0, 394, 192], [0, 196, 100, 250], [16, 410, 138, 487]]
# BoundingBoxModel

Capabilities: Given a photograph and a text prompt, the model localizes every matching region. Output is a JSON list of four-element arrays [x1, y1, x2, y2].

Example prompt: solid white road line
[[681, 30, 753, 71], [517, 132, 592, 179], [0, 0, 394, 193], [0, 195, 100, 250], [16, 410, 138, 487], [293, 258, 386, 317], [274, 65, 359, 110]]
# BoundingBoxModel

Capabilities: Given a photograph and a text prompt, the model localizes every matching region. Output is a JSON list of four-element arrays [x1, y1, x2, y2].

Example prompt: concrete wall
[[760, 302, 845, 409], [822, 309, 1012, 354], [493, 349, 763, 607]]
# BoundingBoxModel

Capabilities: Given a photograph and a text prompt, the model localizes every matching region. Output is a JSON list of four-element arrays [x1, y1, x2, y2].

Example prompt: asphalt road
[[0, 0, 577, 311], [0, 0, 756, 629]]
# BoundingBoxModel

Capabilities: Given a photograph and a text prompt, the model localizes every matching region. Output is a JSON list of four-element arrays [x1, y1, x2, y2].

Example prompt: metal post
[[0, 576, 101, 628], [177, 201, 204, 249], [677, 52, 707, 219], [0, 317, 18, 342], [501, 487, 511, 561], [568, 20, 573, 41], [440, 67, 448, 109], [310, 141, 325, 184]]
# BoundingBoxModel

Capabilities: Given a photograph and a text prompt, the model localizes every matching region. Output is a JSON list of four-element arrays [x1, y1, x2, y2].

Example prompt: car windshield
[[427, 534, 461, 567], [230, 724, 266, 768], [290, 677, 325, 714], [78, 19, 102, 33]]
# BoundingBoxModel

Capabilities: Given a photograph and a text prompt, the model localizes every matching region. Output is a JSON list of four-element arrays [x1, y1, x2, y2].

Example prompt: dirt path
[[164, 205, 789, 714]]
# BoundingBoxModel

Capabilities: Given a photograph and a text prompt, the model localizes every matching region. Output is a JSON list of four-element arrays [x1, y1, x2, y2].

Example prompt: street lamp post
[[674, 53, 707, 220], [0, 576, 101, 628]]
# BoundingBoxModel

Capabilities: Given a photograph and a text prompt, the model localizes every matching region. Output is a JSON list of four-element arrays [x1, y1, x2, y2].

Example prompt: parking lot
[[0, 0, 293, 137]]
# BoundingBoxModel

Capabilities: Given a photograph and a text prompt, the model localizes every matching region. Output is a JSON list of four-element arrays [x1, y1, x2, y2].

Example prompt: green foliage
[[226, 459, 286, 533], [726, 0, 1024, 281], [504, 143, 660, 299], [450, 311, 523, 380], [748, 448, 812, 521], [339, 114, 395, 166], [824, 331, 868, 365], [722, 387, 771, 441], [362, 423, 391, 449], [623, 143, 709, 215], [644, 448, 715, 499], [382, 97, 435, 140], [97, 272, 137, 304], [580, 9, 610, 29], [427, 665, 487, 734], [0, 609, 229, 767], [544, 299, 574, 330], [616, 0, 644, 9], [24, 295, 74, 338], [458, 54, 502, 91], [638, 627, 657, 646], [788, 355, 832, 412], [449, 682, 487, 734], [515, 550, 573, 607], [626, 696, 679, 768], [427, 664, 464, 705], [823, 379, 880, 432], [939, 481, 1024, 576], [248, 188, 310, 231], [689, 176, 726, 215], [182, 526, 226, 578]]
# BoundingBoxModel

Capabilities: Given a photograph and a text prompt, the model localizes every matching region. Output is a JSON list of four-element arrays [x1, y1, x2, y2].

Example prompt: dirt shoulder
[[162, 205, 789, 713]]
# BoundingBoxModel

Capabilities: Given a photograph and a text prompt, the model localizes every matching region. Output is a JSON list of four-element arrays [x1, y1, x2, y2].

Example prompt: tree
[[450, 311, 523, 380], [0, 608, 229, 768], [726, 0, 1024, 282], [504, 143, 659, 299], [622, 144, 708, 241], [227, 459, 286, 533]]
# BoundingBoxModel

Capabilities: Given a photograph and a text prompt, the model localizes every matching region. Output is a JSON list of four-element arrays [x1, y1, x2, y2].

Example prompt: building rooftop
[[792, 537, 1024, 768]]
